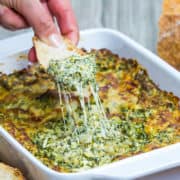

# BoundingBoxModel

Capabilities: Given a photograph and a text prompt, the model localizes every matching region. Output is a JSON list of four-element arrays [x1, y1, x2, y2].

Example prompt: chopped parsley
[[32, 107, 149, 172], [47, 54, 97, 90], [0, 49, 178, 173]]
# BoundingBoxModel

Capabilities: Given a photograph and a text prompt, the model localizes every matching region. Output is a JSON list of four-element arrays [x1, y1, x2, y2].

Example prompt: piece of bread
[[0, 163, 24, 180], [163, 0, 180, 14], [33, 37, 83, 69], [157, 0, 180, 70]]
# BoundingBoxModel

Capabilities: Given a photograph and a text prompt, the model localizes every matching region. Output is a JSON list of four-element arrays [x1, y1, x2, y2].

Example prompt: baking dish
[[0, 28, 179, 180]]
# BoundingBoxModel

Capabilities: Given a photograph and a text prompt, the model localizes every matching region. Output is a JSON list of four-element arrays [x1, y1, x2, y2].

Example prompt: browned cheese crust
[[0, 49, 179, 172]]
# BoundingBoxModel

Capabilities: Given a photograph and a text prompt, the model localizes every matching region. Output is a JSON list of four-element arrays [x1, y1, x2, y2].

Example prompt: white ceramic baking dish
[[0, 29, 179, 180]]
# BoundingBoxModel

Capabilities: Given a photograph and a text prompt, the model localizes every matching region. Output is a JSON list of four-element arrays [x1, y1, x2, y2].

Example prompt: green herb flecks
[[47, 54, 97, 91], [32, 107, 149, 172]]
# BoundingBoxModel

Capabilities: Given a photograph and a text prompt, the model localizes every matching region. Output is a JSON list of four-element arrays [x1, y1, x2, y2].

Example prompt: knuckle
[[0, 5, 6, 18], [37, 18, 55, 35]]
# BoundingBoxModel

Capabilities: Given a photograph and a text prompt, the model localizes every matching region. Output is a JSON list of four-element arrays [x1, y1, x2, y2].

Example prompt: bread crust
[[33, 36, 83, 69], [163, 0, 180, 14], [0, 163, 24, 180], [158, 0, 180, 70]]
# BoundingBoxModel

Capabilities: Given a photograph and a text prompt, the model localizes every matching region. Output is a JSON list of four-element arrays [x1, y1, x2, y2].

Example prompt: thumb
[[0, 0, 62, 46], [20, 0, 63, 46]]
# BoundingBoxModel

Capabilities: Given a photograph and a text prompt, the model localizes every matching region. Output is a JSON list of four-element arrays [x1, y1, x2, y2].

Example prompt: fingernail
[[48, 34, 65, 48], [66, 32, 79, 45]]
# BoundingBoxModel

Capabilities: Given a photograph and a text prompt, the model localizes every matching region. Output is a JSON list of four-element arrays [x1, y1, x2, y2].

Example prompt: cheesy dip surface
[[0, 49, 179, 172]]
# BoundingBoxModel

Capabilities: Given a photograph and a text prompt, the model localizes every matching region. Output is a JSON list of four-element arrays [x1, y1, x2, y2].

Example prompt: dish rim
[[0, 28, 179, 179]]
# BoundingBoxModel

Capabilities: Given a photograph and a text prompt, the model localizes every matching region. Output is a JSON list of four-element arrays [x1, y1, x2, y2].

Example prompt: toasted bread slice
[[0, 163, 24, 180], [163, 0, 180, 14], [158, 14, 180, 34], [33, 37, 83, 69], [157, 0, 180, 70]]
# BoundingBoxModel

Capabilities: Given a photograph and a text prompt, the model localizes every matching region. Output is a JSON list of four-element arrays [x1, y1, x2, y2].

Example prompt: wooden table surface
[[0, 0, 180, 179], [0, 0, 163, 53]]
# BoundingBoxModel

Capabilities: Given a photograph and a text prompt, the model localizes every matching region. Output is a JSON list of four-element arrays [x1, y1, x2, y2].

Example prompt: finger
[[48, 0, 79, 44], [28, 47, 37, 63], [0, 4, 29, 30], [14, 0, 63, 46]]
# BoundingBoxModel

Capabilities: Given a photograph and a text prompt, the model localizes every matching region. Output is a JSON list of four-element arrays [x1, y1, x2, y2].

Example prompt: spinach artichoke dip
[[0, 49, 179, 173], [47, 54, 97, 90]]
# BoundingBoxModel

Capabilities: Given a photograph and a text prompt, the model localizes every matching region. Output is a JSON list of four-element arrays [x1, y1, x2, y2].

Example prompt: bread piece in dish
[[0, 163, 25, 180]]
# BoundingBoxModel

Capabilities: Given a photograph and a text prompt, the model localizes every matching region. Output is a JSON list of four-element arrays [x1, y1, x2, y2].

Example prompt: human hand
[[0, 0, 79, 62]]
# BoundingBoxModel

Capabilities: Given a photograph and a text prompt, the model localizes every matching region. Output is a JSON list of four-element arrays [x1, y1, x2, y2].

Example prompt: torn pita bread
[[33, 37, 83, 69], [0, 163, 25, 180]]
